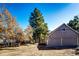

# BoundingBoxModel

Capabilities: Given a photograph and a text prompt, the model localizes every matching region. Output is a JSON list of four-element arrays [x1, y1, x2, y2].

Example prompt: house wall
[[47, 24, 78, 47], [47, 30, 61, 47], [61, 25, 77, 46]]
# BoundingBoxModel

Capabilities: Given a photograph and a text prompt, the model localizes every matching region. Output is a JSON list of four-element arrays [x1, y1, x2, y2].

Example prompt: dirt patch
[[0, 44, 76, 56]]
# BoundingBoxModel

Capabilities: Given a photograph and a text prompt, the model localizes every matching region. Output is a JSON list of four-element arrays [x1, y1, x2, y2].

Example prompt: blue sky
[[0, 3, 79, 31]]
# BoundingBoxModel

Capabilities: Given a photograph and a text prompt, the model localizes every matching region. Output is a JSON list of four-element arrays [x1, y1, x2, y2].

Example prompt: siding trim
[[61, 31, 63, 46]]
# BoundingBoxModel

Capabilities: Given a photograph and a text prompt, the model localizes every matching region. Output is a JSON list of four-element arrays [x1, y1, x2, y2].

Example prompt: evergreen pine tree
[[29, 8, 48, 44]]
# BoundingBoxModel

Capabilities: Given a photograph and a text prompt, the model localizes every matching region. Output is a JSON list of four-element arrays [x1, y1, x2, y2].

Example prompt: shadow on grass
[[37, 44, 77, 50]]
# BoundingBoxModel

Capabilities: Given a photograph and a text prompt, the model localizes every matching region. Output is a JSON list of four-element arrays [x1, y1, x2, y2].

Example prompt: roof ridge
[[64, 23, 79, 34], [49, 23, 79, 37]]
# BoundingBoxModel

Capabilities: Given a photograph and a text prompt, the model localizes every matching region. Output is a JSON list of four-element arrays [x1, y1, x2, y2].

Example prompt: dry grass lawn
[[0, 44, 77, 56]]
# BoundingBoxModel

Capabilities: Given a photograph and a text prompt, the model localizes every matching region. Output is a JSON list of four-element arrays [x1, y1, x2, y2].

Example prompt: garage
[[47, 23, 79, 47]]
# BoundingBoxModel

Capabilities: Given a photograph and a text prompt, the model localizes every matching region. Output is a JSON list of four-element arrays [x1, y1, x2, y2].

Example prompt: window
[[62, 28, 66, 31]]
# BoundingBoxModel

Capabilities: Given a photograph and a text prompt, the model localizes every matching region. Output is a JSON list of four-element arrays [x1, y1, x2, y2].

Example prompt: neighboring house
[[47, 23, 79, 47]]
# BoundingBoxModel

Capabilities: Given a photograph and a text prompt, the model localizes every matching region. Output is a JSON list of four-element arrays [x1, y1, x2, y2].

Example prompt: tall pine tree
[[29, 8, 48, 44]]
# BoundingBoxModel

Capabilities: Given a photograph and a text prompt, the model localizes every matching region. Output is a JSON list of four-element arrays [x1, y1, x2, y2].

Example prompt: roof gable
[[49, 23, 79, 37]]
